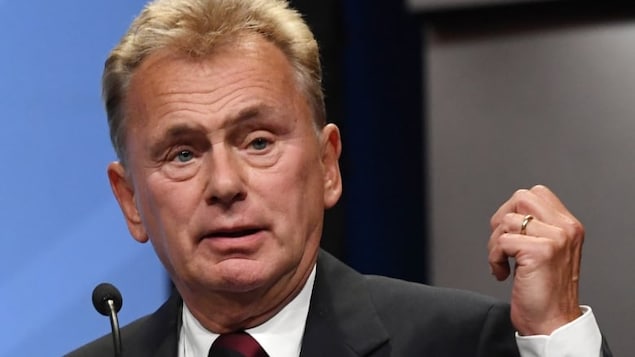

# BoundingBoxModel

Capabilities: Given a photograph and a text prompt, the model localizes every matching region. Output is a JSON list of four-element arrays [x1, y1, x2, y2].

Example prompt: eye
[[175, 150, 194, 163], [250, 137, 270, 151]]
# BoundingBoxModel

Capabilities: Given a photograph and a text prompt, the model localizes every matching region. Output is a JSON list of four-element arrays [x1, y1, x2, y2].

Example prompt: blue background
[[0, 1, 427, 355], [0, 1, 169, 355]]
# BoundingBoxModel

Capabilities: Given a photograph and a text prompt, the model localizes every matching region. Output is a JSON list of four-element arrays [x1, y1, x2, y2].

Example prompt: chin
[[210, 259, 274, 292]]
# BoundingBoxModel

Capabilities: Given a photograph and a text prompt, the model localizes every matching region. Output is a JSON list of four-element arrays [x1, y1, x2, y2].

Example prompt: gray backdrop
[[421, 7, 634, 357]]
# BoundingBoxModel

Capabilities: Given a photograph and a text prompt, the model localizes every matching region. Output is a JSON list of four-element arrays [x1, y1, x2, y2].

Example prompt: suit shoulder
[[364, 274, 510, 325], [65, 293, 181, 356], [365, 274, 503, 301], [64, 314, 153, 357]]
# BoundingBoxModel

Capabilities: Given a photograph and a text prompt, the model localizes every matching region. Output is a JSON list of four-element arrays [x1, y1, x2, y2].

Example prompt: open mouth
[[203, 228, 262, 239]]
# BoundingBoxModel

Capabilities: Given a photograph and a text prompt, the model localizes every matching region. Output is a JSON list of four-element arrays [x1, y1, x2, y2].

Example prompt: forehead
[[129, 35, 296, 100], [123, 35, 310, 131]]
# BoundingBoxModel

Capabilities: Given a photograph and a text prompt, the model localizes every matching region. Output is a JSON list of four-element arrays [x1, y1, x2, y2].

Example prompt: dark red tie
[[208, 332, 269, 357]]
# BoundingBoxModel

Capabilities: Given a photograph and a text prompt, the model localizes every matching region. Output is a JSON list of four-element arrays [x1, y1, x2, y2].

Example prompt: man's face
[[108, 36, 342, 306]]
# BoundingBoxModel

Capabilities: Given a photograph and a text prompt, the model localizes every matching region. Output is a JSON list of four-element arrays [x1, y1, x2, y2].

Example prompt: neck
[[179, 257, 316, 333]]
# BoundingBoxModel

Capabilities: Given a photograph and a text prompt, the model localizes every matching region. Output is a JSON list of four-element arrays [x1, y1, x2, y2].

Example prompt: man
[[68, 0, 611, 356]]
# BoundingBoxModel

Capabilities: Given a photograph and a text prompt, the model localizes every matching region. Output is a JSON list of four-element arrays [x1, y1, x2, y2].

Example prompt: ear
[[107, 162, 149, 243], [320, 123, 343, 208]]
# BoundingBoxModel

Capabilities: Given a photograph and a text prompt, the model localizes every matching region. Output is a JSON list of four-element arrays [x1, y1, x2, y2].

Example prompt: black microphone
[[92, 283, 123, 357]]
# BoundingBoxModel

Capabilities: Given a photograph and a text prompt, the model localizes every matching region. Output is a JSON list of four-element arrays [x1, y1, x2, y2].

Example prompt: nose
[[204, 144, 246, 206]]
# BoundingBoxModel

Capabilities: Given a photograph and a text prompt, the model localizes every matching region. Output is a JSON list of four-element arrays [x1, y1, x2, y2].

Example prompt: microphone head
[[92, 282, 123, 316]]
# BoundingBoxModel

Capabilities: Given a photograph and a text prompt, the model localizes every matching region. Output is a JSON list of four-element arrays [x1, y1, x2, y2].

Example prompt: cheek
[[138, 177, 201, 238], [139, 180, 202, 274], [261, 152, 325, 227], [259, 147, 322, 196]]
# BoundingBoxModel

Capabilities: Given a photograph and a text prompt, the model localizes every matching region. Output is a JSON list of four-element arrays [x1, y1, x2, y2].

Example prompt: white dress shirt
[[178, 263, 601, 357], [516, 306, 602, 357], [179, 267, 315, 357]]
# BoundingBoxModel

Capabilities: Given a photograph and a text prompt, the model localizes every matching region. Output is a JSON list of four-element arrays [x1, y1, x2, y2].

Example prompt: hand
[[489, 185, 584, 335]]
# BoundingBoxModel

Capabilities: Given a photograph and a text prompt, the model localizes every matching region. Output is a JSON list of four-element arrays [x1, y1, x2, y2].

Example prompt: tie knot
[[208, 332, 268, 357]]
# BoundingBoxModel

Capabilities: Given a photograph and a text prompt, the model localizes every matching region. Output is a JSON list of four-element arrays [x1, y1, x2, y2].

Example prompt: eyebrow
[[160, 123, 206, 142], [148, 123, 207, 159], [147, 103, 282, 158], [227, 103, 277, 128], [221, 103, 291, 138]]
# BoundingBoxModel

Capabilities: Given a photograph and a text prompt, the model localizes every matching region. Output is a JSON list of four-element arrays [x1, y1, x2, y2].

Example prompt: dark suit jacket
[[66, 250, 611, 356]]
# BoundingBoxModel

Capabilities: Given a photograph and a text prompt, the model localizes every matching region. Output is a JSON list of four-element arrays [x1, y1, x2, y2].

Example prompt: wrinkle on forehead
[[125, 36, 302, 129], [122, 35, 318, 172]]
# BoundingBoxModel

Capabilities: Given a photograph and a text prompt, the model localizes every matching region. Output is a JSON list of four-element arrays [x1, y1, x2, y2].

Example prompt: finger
[[529, 185, 585, 247], [529, 185, 573, 217], [490, 188, 562, 229], [489, 233, 559, 282], [489, 213, 567, 255], [488, 228, 517, 281], [529, 185, 583, 234], [490, 189, 543, 229], [493, 212, 553, 238], [490, 189, 525, 230], [488, 214, 562, 281], [489, 258, 511, 281]]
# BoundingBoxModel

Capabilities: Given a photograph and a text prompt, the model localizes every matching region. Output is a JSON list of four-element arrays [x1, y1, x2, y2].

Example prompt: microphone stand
[[107, 299, 122, 357]]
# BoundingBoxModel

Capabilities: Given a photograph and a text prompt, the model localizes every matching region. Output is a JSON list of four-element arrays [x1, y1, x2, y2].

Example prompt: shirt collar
[[179, 265, 316, 357]]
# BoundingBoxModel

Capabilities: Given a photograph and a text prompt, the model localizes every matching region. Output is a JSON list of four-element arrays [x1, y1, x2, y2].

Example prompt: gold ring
[[520, 214, 534, 235]]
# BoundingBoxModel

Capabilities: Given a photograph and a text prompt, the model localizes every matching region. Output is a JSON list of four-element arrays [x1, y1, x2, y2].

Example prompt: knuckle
[[502, 212, 516, 230], [513, 188, 530, 200], [489, 215, 497, 229], [487, 233, 497, 249], [562, 217, 585, 242], [572, 219, 585, 237], [553, 226, 568, 242], [530, 184, 548, 192], [504, 212, 516, 221], [489, 231, 509, 253], [512, 189, 533, 212]]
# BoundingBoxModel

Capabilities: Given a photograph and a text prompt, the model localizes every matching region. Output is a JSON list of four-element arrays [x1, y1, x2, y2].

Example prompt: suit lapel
[[300, 250, 390, 357], [130, 252, 390, 357], [125, 292, 182, 357]]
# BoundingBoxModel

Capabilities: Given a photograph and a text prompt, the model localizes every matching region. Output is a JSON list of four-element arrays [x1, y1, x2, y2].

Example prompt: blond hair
[[103, 0, 324, 164]]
